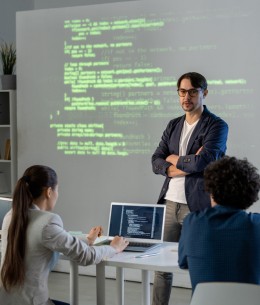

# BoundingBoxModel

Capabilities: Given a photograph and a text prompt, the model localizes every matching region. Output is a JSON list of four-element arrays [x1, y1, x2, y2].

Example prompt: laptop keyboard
[[124, 242, 161, 252], [94, 239, 161, 252], [127, 241, 155, 248]]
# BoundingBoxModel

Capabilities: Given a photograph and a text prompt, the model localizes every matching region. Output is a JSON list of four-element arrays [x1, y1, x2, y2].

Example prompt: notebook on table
[[95, 202, 166, 252]]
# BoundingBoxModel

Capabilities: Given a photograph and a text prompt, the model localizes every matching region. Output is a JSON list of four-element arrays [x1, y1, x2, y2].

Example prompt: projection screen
[[16, 0, 260, 233]]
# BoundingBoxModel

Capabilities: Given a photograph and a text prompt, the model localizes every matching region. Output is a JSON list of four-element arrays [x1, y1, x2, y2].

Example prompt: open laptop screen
[[108, 202, 165, 240]]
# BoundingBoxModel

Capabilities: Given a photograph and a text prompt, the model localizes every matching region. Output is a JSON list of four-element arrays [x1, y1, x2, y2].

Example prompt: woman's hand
[[110, 236, 129, 253], [87, 226, 103, 245]]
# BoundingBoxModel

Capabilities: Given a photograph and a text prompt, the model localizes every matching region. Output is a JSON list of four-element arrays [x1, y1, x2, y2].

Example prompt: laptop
[[95, 202, 166, 252]]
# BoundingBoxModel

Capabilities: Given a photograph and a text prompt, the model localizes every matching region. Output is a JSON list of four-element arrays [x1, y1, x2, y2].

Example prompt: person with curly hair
[[178, 156, 260, 292]]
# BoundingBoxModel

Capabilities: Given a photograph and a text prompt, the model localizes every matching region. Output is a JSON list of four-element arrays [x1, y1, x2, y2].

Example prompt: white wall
[[0, 0, 33, 88], [3, 0, 260, 288], [16, 0, 260, 287], [0, 0, 191, 288], [34, 0, 136, 9], [0, 0, 33, 42]]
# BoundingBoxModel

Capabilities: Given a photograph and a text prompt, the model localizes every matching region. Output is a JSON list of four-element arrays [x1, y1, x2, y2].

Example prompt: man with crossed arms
[[151, 72, 228, 305]]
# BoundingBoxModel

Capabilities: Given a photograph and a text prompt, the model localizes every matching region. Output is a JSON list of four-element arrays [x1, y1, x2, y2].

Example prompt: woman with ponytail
[[0, 165, 128, 305]]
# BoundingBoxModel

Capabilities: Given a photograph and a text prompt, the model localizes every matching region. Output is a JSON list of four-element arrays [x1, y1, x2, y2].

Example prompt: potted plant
[[0, 42, 16, 90]]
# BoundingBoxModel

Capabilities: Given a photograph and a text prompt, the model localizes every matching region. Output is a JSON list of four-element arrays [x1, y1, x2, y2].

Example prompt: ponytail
[[0, 165, 57, 291]]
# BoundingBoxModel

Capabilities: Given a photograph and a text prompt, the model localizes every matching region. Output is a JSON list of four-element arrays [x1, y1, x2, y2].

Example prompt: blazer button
[[183, 158, 191, 163]]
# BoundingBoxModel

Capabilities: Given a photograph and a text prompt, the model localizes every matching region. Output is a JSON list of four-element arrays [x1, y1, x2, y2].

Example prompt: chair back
[[190, 282, 260, 305], [0, 197, 12, 229]]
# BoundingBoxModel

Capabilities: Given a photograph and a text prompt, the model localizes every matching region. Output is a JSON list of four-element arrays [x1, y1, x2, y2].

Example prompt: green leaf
[[0, 42, 16, 75]]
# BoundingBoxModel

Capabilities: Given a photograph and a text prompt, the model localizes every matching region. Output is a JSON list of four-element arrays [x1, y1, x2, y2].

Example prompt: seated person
[[0, 165, 129, 305], [178, 156, 260, 292]]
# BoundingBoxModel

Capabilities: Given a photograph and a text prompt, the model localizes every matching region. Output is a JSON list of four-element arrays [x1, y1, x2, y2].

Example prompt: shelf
[[0, 90, 17, 194]]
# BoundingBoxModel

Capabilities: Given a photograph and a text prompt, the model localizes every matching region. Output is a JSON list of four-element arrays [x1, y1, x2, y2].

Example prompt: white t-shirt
[[165, 119, 199, 204]]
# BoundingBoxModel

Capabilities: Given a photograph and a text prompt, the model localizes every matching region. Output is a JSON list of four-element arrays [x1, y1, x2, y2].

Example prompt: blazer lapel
[[171, 115, 185, 154], [186, 106, 210, 153]]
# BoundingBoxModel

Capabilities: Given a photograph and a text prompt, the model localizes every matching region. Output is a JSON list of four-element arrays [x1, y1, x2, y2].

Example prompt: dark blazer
[[178, 205, 260, 291], [152, 105, 228, 211]]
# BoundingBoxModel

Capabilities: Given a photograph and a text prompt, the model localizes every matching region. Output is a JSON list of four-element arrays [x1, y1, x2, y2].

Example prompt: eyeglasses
[[177, 88, 202, 97]]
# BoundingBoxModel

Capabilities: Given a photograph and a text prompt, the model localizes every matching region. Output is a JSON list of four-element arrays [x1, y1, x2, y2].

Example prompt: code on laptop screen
[[109, 204, 164, 239]]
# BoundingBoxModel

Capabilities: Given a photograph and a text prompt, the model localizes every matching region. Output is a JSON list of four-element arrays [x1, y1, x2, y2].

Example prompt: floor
[[48, 271, 192, 305]]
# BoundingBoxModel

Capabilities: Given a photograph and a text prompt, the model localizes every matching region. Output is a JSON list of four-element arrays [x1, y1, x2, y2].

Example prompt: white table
[[1, 240, 182, 305], [68, 242, 182, 305], [97, 243, 180, 305]]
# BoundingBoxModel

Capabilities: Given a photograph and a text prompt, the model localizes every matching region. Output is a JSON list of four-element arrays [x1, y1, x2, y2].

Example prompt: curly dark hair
[[204, 156, 260, 209]]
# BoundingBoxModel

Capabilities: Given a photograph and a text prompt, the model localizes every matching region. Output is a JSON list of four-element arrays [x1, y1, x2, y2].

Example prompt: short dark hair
[[204, 156, 260, 209], [177, 72, 207, 90]]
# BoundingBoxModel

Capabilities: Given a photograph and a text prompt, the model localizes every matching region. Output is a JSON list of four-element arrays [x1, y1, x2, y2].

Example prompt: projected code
[[49, 7, 255, 156]]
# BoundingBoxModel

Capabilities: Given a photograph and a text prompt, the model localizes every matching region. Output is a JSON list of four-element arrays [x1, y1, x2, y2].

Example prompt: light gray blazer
[[0, 207, 116, 305]]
